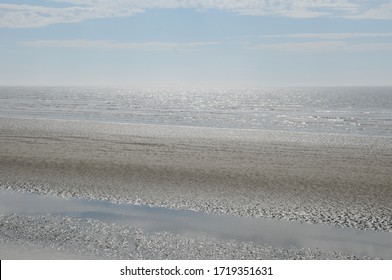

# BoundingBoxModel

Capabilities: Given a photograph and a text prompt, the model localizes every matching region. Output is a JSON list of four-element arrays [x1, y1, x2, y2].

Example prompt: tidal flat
[[0, 117, 391, 259]]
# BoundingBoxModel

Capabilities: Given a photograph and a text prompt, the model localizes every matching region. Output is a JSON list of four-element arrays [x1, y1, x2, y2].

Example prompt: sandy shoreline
[[1, 117, 391, 233]]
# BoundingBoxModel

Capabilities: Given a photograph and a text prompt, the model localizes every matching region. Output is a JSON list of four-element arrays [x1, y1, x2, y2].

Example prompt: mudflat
[[1, 117, 391, 232]]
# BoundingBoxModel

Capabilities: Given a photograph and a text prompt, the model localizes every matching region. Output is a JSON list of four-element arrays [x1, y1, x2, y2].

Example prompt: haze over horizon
[[1, 1, 392, 88]]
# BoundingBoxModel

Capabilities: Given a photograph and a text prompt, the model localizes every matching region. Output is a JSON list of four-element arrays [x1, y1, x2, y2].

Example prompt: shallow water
[[0, 189, 391, 259], [1, 87, 391, 136]]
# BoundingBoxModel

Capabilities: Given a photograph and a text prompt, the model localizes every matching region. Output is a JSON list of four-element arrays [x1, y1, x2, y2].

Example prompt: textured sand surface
[[0, 214, 366, 260], [1, 117, 391, 233]]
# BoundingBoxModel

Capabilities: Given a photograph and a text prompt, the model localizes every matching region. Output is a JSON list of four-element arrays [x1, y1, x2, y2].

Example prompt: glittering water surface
[[1, 189, 391, 259], [1, 87, 391, 136]]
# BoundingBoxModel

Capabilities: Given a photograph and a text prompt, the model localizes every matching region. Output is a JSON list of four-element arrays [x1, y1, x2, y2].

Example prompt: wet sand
[[0, 213, 365, 260], [0, 117, 391, 259], [2, 189, 391, 259]]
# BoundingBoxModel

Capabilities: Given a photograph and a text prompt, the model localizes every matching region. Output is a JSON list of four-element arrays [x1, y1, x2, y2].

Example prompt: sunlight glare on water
[[0, 87, 391, 136]]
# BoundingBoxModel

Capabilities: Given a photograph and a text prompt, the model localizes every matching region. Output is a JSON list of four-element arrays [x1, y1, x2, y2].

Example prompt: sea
[[0, 86, 391, 136]]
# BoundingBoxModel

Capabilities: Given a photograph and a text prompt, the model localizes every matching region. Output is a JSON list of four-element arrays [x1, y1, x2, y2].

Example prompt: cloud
[[245, 41, 348, 51], [0, 3, 142, 28], [236, 0, 360, 18], [255, 32, 392, 40], [20, 39, 220, 51], [19, 30, 392, 53], [245, 41, 392, 52], [1, 0, 391, 28], [241, 32, 392, 52], [347, 2, 392, 20]]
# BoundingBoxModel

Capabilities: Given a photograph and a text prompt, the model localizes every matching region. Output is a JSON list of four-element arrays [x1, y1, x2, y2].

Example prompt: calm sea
[[1, 87, 391, 136]]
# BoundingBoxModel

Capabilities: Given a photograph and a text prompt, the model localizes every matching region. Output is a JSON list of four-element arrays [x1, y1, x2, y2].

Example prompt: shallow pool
[[0, 188, 391, 259]]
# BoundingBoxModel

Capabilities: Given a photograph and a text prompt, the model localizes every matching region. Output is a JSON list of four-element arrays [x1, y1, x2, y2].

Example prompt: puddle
[[0, 188, 391, 259]]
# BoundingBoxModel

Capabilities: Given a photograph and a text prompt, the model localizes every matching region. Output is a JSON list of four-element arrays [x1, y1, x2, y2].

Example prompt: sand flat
[[2, 213, 365, 260], [1, 189, 391, 259], [1, 117, 391, 232]]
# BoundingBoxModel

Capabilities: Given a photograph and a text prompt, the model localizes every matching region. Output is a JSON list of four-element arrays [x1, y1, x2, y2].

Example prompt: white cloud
[[241, 32, 392, 51], [347, 2, 392, 20], [0, 3, 142, 28], [255, 32, 392, 39], [50, 0, 363, 18], [19, 32, 392, 53], [246, 41, 348, 51], [20, 39, 220, 51], [1, 0, 390, 28], [245, 41, 392, 52]]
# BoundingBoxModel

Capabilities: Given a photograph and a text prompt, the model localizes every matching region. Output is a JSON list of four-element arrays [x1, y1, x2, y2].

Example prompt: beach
[[1, 117, 391, 259], [2, 0, 392, 266]]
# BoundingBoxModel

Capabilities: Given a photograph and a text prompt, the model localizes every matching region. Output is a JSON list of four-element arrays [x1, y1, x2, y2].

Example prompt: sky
[[0, 0, 392, 87]]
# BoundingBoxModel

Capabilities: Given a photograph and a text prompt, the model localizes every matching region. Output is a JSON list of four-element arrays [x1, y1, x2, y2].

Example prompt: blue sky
[[1, 0, 392, 87]]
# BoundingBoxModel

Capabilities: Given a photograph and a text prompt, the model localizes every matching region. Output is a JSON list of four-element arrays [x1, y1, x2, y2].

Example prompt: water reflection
[[0, 188, 391, 259]]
